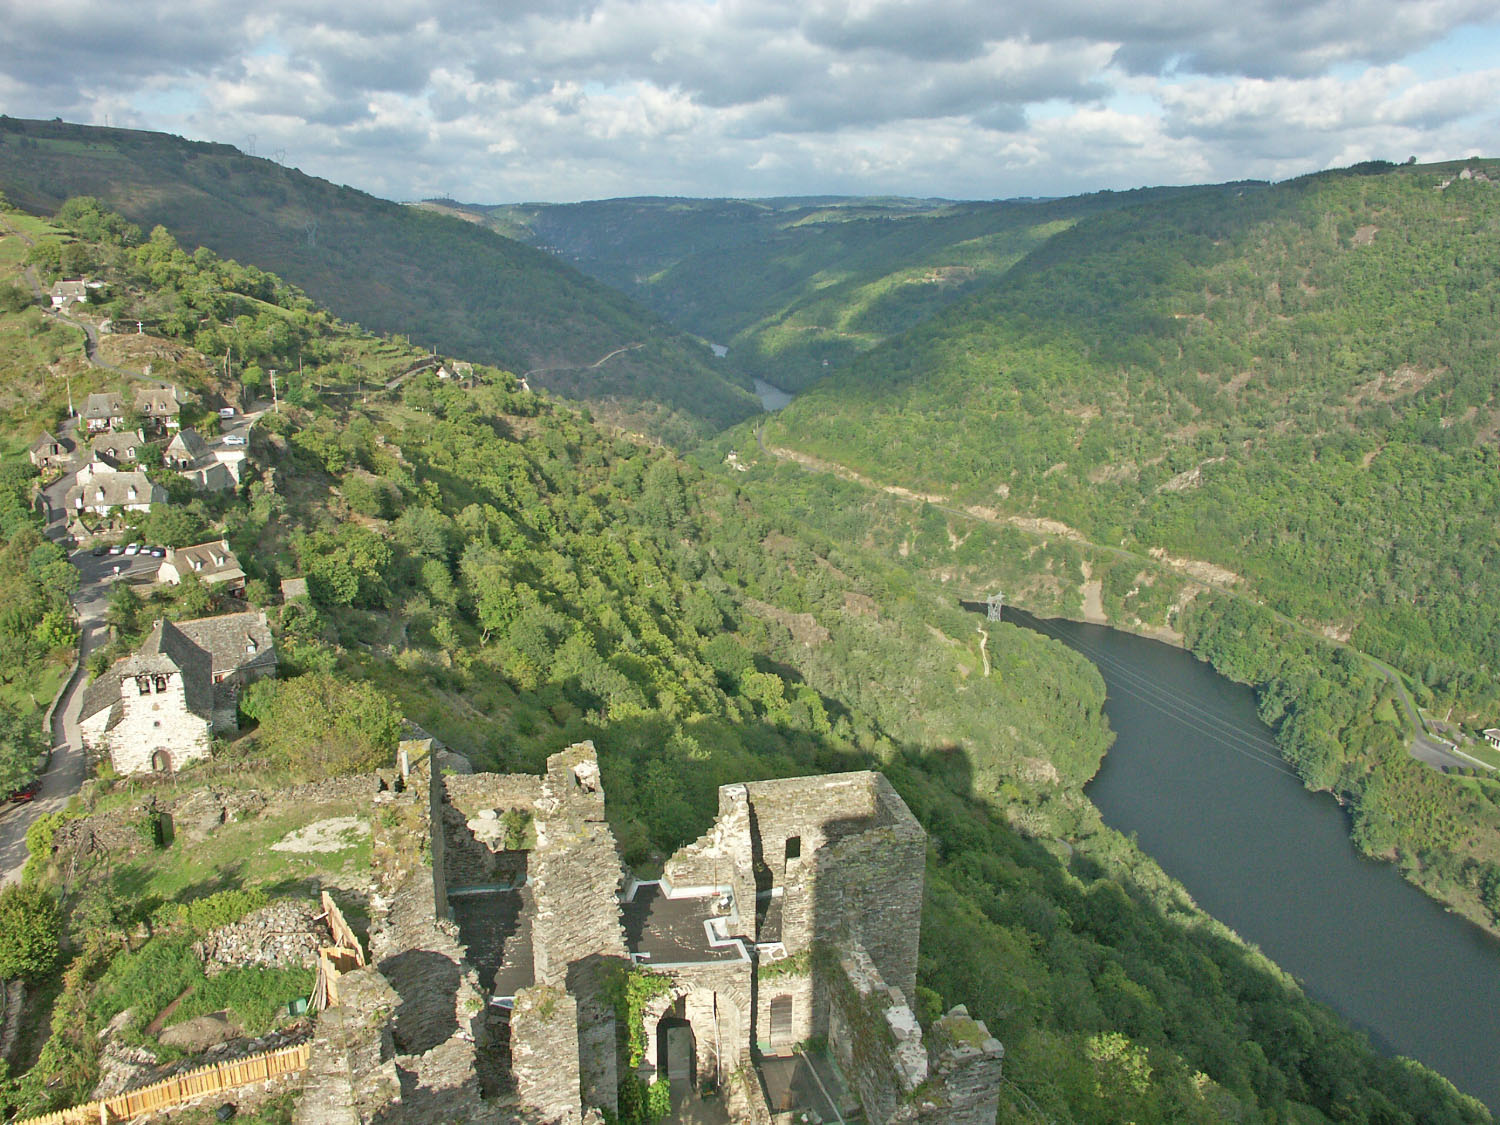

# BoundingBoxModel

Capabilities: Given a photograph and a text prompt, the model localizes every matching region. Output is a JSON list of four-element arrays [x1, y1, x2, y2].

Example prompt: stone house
[[78, 611, 277, 774], [49, 279, 92, 310], [166, 428, 243, 492], [1484, 729, 1500, 751], [158, 539, 246, 596], [28, 431, 73, 471], [134, 386, 183, 433], [63, 459, 166, 517], [90, 428, 148, 466], [83, 391, 126, 433], [342, 742, 1004, 1124]]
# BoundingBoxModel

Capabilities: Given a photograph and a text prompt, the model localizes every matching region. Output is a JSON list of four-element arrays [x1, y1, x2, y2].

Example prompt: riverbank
[[1006, 608, 1500, 1114]]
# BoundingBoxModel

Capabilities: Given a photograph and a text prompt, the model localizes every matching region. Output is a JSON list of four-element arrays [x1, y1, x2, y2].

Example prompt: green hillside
[[449, 188, 1206, 392], [765, 161, 1500, 728], [3, 198, 1490, 1124], [0, 118, 759, 443]]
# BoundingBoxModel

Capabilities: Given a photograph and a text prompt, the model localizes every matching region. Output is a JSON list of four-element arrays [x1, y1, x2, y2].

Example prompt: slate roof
[[134, 387, 181, 417], [166, 429, 211, 464], [29, 431, 64, 455], [90, 429, 147, 464], [160, 540, 245, 587], [83, 392, 125, 423], [80, 613, 276, 724], [64, 471, 166, 510]]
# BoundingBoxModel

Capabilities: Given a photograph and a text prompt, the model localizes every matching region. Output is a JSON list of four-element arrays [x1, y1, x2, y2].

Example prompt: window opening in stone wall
[[785, 836, 801, 861]]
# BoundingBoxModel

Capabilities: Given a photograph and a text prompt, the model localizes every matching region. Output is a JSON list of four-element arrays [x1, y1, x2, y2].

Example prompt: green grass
[[1460, 739, 1500, 771], [0, 656, 70, 721], [109, 798, 371, 905]]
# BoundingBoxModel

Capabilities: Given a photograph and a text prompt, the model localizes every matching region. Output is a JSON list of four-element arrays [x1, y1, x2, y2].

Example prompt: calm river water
[[1007, 609, 1500, 1113]]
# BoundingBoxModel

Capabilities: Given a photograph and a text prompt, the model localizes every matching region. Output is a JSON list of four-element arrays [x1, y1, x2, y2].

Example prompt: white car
[[218, 407, 236, 418], [223, 434, 247, 446], [123, 543, 141, 556]]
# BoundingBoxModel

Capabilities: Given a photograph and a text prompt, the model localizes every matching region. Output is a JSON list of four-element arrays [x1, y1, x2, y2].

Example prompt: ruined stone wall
[[742, 772, 925, 1006], [528, 745, 628, 1117], [825, 944, 1003, 1125], [445, 773, 544, 817], [660, 784, 755, 934], [752, 967, 816, 1052], [293, 968, 402, 1125], [640, 961, 754, 1088], [511, 986, 582, 1122]]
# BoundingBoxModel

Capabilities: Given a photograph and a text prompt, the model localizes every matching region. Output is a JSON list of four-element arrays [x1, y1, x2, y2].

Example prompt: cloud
[[0, 0, 1497, 201]]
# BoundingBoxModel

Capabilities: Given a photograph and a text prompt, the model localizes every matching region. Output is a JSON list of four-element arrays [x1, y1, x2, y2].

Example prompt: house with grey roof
[[83, 392, 126, 433], [90, 428, 148, 466], [28, 431, 73, 472], [134, 386, 182, 433], [50, 279, 93, 311], [78, 611, 277, 774], [63, 461, 166, 517], [166, 428, 242, 492], [158, 539, 246, 596]]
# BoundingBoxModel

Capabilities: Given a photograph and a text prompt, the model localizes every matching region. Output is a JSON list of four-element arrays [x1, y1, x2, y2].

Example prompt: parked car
[[8, 780, 40, 803], [91, 545, 108, 557], [124, 543, 141, 556], [222, 434, 247, 446], [218, 407, 236, 418], [149, 547, 166, 558], [107, 544, 125, 556]]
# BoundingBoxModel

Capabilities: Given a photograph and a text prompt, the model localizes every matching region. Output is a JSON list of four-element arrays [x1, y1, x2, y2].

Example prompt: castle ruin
[[296, 742, 1002, 1124]]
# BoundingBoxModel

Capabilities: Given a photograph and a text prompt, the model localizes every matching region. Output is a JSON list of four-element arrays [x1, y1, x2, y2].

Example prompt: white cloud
[[0, 0, 1498, 200]]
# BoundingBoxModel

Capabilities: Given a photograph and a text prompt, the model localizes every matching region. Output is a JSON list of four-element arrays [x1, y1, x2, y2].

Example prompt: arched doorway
[[151, 749, 173, 773]]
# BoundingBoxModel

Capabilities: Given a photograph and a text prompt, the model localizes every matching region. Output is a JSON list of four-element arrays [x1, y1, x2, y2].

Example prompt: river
[[753, 378, 794, 411], [1006, 608, 1500, 1113]]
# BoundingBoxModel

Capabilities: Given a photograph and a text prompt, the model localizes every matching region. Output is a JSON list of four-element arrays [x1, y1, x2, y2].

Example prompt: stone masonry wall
[[511, 986, 582, 1123], [894, 1007, 1004, 1125], [661, 783, 755, 932], [752, 968, 815, 1052], [107, 673, 211, 774]]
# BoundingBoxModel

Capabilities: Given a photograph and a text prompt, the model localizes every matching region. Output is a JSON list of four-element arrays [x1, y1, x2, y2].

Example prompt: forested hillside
[[444, 188, 1203, 392], [766, 161, 1500, 724], [0, 118, 759, 443], [1, 197, 1489, 1123]]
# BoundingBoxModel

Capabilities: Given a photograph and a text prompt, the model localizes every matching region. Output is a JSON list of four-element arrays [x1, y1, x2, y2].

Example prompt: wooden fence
[[15, 1041, 311, 1125]]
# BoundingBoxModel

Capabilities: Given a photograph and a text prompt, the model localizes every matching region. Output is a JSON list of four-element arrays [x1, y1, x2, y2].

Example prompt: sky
[[2, 0, 1499, 204]]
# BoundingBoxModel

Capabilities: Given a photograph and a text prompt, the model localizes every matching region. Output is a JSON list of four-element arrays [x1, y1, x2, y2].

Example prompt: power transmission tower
[[987, 591, 1004, 622], [304, 220, 318, 249]]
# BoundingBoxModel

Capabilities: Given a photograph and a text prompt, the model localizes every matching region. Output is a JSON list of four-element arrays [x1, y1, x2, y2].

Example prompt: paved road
[[0, 542, 159, 884]]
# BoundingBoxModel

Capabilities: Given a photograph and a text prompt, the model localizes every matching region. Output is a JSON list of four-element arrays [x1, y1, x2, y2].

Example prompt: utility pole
[[987, 591, 1004, 622]]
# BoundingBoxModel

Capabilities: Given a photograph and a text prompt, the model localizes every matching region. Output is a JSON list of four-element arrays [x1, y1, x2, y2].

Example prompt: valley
[[0, 134, 1496, 1124]]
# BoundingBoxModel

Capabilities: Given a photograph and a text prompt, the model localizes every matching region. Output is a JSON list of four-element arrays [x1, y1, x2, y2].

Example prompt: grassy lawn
[[0, 657, 71, 722], [1459, 739, 1500, 771], [109, 797, 371, 907]]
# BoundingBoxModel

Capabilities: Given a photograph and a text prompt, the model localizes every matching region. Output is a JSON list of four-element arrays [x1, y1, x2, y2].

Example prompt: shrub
[[0, 883, 62, 980]]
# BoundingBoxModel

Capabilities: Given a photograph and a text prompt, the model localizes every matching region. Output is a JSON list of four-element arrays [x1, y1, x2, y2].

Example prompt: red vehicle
[[8, 780, 40, 802]]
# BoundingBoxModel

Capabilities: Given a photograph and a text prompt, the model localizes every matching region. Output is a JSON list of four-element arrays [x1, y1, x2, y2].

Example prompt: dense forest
[[0, 117, 760, 444], [0, 199, 1490, 1122], [463, 187, 1210, 393]]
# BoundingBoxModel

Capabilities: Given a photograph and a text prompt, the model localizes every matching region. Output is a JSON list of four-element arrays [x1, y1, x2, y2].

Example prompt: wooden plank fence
[[15, 1041, 311, 1125]]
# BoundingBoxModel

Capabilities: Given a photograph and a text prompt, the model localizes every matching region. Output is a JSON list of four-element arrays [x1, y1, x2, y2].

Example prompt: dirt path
[[524, 342, 642, 379]]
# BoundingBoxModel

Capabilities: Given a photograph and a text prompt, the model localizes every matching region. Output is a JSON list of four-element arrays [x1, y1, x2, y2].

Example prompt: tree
[[0, 701, 45, 795], [0, 883, 61, 980], [258, 673, 402, 778]]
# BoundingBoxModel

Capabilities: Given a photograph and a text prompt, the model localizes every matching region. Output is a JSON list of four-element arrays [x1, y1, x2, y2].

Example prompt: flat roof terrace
[[621, 882, 749, 968]]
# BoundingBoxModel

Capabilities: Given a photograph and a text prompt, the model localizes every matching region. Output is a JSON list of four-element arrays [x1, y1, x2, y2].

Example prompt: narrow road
[[523, 342, 642, 379], [754, 426, 1476, 772]]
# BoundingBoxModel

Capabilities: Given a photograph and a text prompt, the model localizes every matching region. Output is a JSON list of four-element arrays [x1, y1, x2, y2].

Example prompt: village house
[[78, 611, 277, 774], [1484, 729, 1500, 751], [90, 428, 148, 466], [134, 386, 183, 433], [166, 428, 243, 492], [28, 431, 73, 472], [82, 391, 126, 433], [157, 539, 247, 597], [63, 457, 166, 517], [49, 278, 100, 311]]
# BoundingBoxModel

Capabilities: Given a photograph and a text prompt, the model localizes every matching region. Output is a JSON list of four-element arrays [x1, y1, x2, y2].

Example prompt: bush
[[0, 883, 62, 980], [258, 673, 401, 778], [152, 887, 268, 936]]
